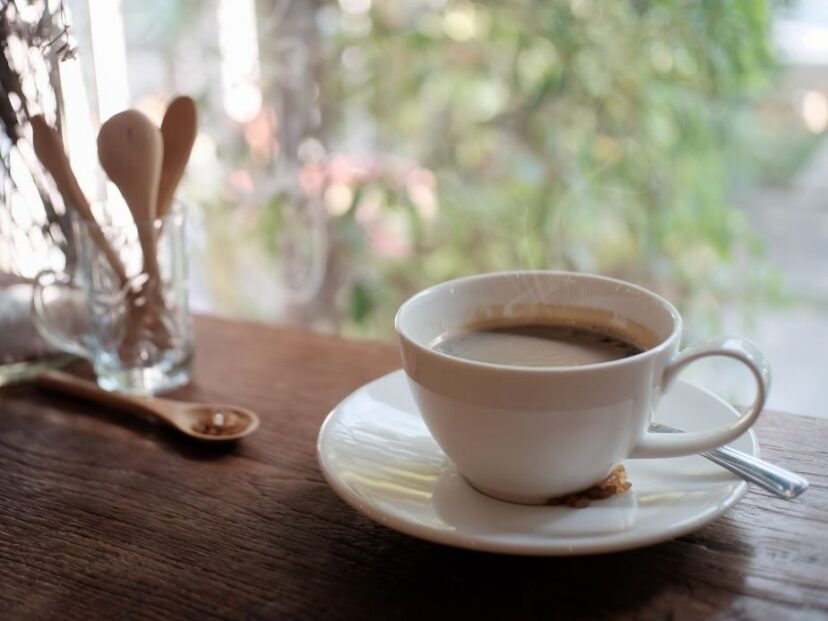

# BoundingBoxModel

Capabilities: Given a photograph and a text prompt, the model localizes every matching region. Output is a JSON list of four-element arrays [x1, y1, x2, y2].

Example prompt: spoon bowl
[[174, 403, 260, 441], [157, 96, 197, 221]]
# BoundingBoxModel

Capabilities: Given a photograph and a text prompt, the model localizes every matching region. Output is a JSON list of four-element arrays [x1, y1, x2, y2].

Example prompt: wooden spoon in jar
[[30, 115, 128, 286], [157, 96, 197, 221], [98, 110, 171, 356], [38, 370, 260, 442], [97, 109, 164, 283]]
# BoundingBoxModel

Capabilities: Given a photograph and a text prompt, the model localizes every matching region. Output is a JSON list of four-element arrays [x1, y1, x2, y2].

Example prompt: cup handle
[[630, 337, 770, 458], [32, 269, 91, 360]]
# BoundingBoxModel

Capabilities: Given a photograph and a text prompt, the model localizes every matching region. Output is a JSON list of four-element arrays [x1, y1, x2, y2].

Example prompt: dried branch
[[0, 0, 79, 274]]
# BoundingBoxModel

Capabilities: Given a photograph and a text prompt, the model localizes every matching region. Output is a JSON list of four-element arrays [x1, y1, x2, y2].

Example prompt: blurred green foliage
[[133, 0, 781, 338], [305, 0, 778, 339]]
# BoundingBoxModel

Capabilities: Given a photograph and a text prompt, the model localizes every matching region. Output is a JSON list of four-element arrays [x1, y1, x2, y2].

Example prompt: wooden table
[[1, 316, 826, 620]]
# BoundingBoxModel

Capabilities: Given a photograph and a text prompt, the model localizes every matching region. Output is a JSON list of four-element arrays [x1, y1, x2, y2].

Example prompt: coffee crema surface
[[432, 311, 657, 368]]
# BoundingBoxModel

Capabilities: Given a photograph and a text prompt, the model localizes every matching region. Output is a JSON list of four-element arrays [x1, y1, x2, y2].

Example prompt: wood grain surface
[[0, 315, 826, 620]]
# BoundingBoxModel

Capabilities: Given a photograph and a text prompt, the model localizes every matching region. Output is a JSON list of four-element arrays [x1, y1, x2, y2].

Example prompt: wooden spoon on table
[[157, 96, 197, 222], [38, 370, 259, 442], [30, 115, 128, 286]]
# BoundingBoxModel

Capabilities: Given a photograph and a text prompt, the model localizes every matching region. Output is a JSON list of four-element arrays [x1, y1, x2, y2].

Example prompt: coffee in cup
[[432, 307, 659, 368]]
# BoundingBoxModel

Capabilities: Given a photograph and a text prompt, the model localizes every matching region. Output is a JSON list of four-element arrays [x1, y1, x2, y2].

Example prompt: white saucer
[[317, 370, 758, 556]]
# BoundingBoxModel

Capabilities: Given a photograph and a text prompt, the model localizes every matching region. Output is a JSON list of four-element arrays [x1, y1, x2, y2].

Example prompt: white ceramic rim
[[394, 271, 683, 374]]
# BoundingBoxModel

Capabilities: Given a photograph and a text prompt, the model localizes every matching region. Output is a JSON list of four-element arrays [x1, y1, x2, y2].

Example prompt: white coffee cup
[[395, 271, 770, 505]]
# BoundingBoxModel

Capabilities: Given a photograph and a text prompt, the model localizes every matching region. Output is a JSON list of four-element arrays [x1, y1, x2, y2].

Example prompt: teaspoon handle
[[650, 422, 809, 499], [37, 370, 167, 424], [700, 445, 809, 499]]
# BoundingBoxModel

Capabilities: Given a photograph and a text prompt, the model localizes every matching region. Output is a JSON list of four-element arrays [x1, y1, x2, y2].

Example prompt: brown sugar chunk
[[548, 465, 632, 509]]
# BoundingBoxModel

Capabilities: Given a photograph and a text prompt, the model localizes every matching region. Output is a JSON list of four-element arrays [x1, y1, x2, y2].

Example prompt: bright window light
[[87, 0, 129, 122], [218, 0, 262, 123]]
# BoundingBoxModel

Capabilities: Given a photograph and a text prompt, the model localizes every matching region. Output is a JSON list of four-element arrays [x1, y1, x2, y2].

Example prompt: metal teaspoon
[[650, 421, 809, 499]]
